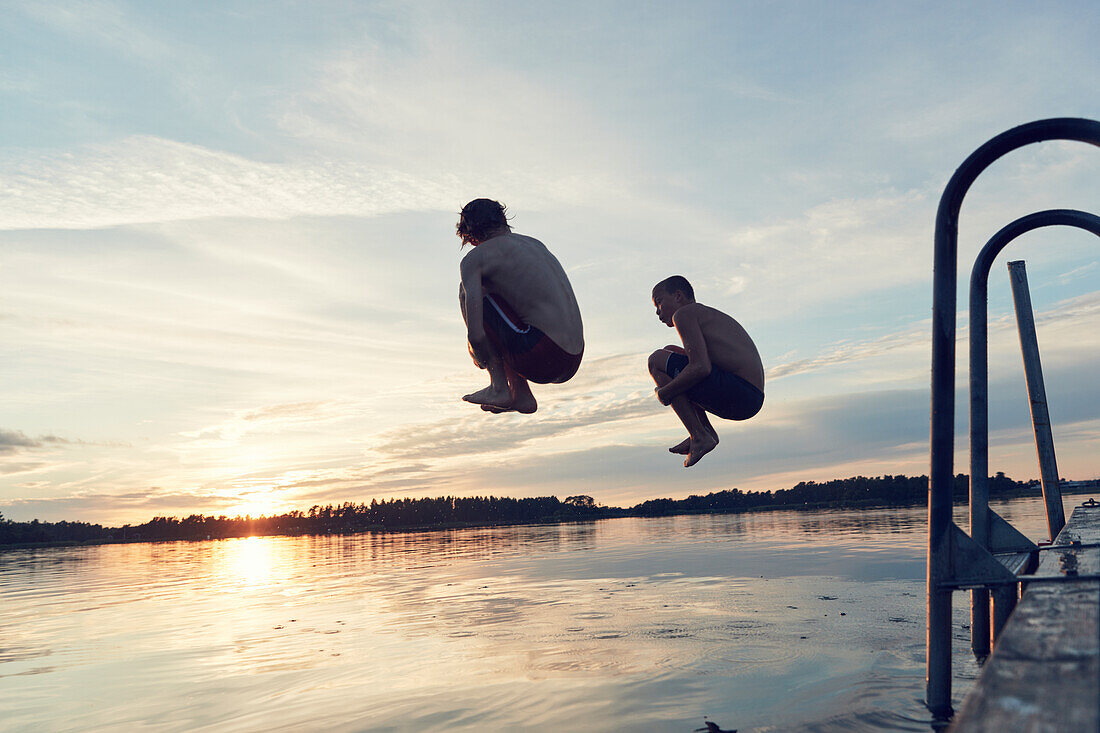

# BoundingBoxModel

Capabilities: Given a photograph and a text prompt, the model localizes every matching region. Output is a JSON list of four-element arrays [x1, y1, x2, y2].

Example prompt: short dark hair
[[456, 198, 511, 246], [653, 275, 695, 301]]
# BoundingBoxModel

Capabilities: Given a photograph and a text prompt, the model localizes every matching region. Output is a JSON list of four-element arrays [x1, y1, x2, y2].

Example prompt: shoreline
[[4, 483, 1096, 553]]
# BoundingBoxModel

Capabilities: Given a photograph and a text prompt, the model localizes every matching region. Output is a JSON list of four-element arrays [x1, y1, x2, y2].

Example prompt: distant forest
[[0, 472, 1077, 549]]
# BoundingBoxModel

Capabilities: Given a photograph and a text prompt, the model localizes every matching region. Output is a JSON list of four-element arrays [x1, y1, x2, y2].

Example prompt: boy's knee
[[648, 349, 669, 375]]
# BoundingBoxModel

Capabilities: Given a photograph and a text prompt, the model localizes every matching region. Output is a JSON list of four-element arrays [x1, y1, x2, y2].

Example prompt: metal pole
[[969, 257, 992, 656], [1008, 260, 1066, 540], [928, 117, 1100, 719], [966, 209, 1100, 656]]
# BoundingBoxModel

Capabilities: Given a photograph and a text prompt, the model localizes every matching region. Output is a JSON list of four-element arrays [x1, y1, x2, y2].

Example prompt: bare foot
[[510, 392, 537, 414], [684, 434, 718, 468], [671, 429, 718, 454], [463, 384, 513, 409], [477, 393, 537, 414], [508, 378, 538, 414]]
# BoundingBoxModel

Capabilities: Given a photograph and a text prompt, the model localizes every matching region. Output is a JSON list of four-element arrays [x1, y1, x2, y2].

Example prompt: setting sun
[[225, 494, 285, 521]]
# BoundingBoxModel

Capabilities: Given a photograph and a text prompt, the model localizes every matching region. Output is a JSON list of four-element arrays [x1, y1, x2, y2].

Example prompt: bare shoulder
[[459, 242, 491, 273], [671, 302, 707, 326], [696, 302, 740, 325], [511, 233, 549, 250], [680, 302, 749, 338], [460, 245, 483, 264], [464, 234, 529, 264]]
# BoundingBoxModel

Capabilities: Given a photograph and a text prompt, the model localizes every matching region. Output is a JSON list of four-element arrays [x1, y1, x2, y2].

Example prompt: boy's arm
[[655, 307, 711, 405], [460, 256, 492, 366]]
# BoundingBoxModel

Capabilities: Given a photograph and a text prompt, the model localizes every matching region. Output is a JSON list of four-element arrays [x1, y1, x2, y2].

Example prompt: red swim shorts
[[482, 295, 582, 384]]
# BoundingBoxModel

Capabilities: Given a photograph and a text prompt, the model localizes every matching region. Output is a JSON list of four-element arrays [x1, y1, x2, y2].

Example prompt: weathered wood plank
[[995, 550, 1037, 576], [951, 503, 1100, 732]]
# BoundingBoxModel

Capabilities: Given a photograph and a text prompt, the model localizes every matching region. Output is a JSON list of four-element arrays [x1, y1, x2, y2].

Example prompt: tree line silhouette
[[0, 472, 1051, 548]]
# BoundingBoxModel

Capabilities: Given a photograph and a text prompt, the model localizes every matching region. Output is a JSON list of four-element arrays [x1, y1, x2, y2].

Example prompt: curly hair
[[456, 198, 512, 246]]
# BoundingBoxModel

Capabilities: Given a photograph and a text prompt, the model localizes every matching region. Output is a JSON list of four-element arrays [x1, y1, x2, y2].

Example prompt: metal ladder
[[926, 117, 1100, 719]]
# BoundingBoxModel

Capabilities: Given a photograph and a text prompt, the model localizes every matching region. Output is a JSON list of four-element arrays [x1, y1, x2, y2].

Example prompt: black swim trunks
[[665, 352, 764, 420]]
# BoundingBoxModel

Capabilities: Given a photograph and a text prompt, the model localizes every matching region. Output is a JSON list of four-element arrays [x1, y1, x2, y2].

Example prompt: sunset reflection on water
[[224, 536, 276, 586], [0, 495, 1071, 732]]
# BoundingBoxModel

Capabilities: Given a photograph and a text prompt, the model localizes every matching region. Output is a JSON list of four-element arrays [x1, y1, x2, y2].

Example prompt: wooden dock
[[951, 501, 1100, 731]]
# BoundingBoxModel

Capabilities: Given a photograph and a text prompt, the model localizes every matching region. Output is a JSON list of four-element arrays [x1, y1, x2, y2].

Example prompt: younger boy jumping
[[649, 275, 764, 467]]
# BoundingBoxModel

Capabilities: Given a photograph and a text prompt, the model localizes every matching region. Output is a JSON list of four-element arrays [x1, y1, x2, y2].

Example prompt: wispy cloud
[[18, 0, 172, 63], [768, 323, 928, 380], [768, 290, 1100, 384], [0, 429, 71, 454], [271, 9, 644, 212], [698, 190, 935, 322], [2, 487, 261, 523], [372, 390, 658, 461], [181, 401, 349, 445], [0, 136, 460, 230], [1059, 261, 1098, 284]]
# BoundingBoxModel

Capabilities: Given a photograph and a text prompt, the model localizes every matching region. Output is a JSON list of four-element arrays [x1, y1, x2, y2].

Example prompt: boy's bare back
[[460, 232, 583, 355], [673, 303, 764, 392]]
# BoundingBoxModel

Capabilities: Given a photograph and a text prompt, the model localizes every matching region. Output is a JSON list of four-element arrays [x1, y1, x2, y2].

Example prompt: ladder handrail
[[967, 210, 1100, 656], [969, 209, 1100, 544], [927, 118, 1100, 719]]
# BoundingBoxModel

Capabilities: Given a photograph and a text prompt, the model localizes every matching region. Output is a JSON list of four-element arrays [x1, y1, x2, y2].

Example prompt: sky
[[1, 1, 1099, 524]]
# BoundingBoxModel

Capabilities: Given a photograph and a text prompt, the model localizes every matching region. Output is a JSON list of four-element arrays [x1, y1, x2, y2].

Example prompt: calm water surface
[[0, 495, 1077, 732]]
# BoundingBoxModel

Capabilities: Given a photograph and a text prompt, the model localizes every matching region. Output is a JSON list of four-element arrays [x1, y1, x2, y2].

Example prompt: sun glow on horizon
[[224, 492, 289, 520]]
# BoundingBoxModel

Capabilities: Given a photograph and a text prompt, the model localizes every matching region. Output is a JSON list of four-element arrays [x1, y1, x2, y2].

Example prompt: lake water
[[0, 495, 1079, 732]]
